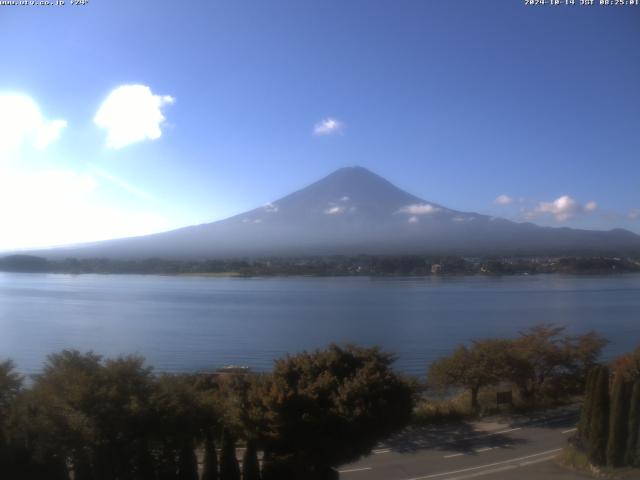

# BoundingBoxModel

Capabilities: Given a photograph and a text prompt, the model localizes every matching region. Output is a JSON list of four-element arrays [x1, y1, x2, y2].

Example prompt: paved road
[[339, 407, 593, 480]]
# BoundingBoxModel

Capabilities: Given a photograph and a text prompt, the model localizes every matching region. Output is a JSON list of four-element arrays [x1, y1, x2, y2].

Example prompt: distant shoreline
[[1, 253, 640, 278]]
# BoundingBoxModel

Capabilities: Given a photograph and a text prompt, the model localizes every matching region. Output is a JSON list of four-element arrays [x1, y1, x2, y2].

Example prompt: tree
[[429, 339, 513, 410], [219, 430, 240, 480], [613, 346, 640, 382], [578, 368, 598, 444], [28, 350, 105, 479], [242, 440, 261, 480], [260, 344, 415, 478], [625, 381, 640, 467], [260, 450, 293, 480], [201, 433, 219, 480], [606, 373, 630, 467], [177, 445, 198, 480], [510, 325, 606, 401], [0, 359, 22, 411], [151, 373, 218, 479], [156, 447, 178, 480], [588, 366, 610, 466], [0, 359, 23, 472]]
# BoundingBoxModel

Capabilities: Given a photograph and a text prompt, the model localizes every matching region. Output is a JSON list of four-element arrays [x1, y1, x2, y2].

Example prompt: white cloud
[[397, 203, 440, 216], [494, 194, 513, 206], [324, 205, 345, 215], [264, 203, 279, 213], [340, 196, 350, 202], [408, 215, 419, 224], [584, 201, 598, 212], [313, 118, 343, 136], [526, 195, 598, 222], [0, 94, 67, 159], [94, 84, 174, 149], [629, 209, 640, 220]]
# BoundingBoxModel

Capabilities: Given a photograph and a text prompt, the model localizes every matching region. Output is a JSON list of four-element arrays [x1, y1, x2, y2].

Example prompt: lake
[[1, 272, 639, 377]]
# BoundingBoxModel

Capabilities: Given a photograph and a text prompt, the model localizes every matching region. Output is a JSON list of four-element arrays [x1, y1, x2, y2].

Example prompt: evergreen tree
[[219, 431, 240, 480], [37, 453, 72, 480], [242, 440, 261, 480], [625, 381, 640, 467], [579, 368, 598, 443], [588, 366, 610, 466], [259, 451, 276, 480], [133, 445, 156, 480], [606, 373, 630, 467], [201, 434, 218, 480], [72, 449, 94, 480], [260, 451, 292, 480], [177, 445, 198, 480], [156, 447, 178, 480]]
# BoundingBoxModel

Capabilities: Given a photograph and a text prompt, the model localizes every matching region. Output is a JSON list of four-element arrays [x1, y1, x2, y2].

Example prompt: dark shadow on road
[[376, 406, 579, 454], [379, 423, 529, 454]]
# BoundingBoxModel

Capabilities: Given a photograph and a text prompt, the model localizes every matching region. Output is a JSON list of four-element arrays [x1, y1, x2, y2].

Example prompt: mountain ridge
[[19, 166, 640, 259]]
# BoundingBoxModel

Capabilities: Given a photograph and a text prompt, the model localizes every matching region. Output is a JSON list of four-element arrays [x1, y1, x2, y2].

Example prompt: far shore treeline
[[2, 325, 639, 479], [1, 254, 640, 276]]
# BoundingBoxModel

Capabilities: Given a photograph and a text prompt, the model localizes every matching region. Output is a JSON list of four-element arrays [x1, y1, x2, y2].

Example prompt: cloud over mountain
[[526, 195, 598, 222]]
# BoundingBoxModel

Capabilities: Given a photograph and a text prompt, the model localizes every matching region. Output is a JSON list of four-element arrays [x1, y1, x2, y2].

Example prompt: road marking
[[444, 453, 465, 458], [519, 455, 558, 467], [493, 427, 521, 435], [338, 466, 372, 474], [474, 447, 494, 453], [373, 448, 391, 454], [404, 448, 563, 480], [446, 465, 517, 480], [562, 428, 577, 434], [446, 455, 559, 480]]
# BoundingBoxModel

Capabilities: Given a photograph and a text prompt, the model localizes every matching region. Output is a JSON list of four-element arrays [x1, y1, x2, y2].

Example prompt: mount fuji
[[27, 166, 640, 259]]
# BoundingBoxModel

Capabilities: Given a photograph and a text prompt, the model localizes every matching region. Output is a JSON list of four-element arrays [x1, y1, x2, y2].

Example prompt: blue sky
[[1, 0, 639, 250]]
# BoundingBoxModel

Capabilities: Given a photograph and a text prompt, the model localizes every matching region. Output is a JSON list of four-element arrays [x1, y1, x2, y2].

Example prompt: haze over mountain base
[[21, 167, 640, 260]]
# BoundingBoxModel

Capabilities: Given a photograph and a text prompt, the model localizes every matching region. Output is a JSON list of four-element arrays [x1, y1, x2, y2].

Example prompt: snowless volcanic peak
[[25, 166, 640, 259]]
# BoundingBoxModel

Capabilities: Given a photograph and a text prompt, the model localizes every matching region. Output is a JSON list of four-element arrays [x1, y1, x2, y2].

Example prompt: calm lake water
[[1, 272, 639, 377]]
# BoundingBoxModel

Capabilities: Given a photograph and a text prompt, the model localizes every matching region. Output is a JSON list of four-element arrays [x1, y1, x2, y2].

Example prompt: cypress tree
[[219, 431, 240, 480], [260, 452, 293, 480], [156, 447, 178, 480], [201, 434, 218, 480], [260, 450, 277, 480], [133, 445, 155, 480], [43, 453, 71, 480], [625, 381, 640, 467], [177, 445, 198, 480], [72, 449, 94, 480], [588, 365, 610, 466], [606, 373, 630, 467], [242, 440, 261, 480], [579, 368, 598, 443]]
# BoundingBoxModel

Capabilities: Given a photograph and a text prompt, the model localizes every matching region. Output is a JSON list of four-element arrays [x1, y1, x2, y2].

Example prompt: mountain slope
[[29, 166, 640, 259]]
